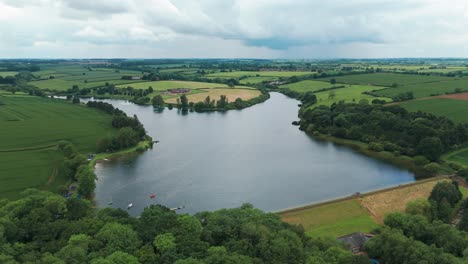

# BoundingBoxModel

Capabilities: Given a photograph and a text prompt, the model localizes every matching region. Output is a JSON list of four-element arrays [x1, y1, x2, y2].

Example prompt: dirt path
[[45, 161, 58, 187]]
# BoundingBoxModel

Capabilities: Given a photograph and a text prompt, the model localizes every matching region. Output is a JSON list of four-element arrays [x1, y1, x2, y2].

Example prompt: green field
[[279, 80, 337, 93], [117, 80, 252, 90], [29, 78, 142, 91], [444, 148, 468, 167], [399, 98, 468, 123], [239, 76, 278, 84], [0, 71, 18, 77], [320, 73, 451, 86], [314, 85, 391, 106], [280, 199, 378, 238], [374, 79, 468, 98], [206, 71, 314, 78], [0, 95, 116, 199]]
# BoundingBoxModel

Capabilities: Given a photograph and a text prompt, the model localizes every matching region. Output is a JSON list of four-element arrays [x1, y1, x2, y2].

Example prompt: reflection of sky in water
[[86, 93, 415, 216]]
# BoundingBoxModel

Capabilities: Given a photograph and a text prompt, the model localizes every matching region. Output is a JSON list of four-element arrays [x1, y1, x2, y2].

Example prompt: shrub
[[423, 162, 442, 174], [414, 156, 430, 166], [368, 142, 384, 152]]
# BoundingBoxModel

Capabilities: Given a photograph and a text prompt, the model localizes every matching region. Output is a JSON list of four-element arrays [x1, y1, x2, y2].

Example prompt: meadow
[[279, 177, 449, 238], [320, 73, 451, 86], [444, 148, 468, 167], [313, 85, 391, 106], [373, 79, 468, 98], [399, 98, 468, 123], [116, 80, 243, 90], [165, 88, 261, 104], [0, 95, 116, 198], [205, 70, 314, 78], [0, 71, 18, 77], [280, 199, 378, 238], [279, 80, 338, 93]]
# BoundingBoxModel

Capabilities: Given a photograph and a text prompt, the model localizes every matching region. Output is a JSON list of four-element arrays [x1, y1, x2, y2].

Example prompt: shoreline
[[89, 139, 154, 170]]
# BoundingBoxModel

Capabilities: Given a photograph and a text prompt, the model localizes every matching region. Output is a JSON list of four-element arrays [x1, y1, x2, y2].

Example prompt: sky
[[1, 0, 468, 59]]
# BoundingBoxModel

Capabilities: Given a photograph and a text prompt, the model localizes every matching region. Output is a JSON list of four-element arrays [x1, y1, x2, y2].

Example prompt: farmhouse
[[337, 233, 373, 254]]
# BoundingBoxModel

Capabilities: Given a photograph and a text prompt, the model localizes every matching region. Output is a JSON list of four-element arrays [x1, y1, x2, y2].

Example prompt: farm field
[[279, 177, 449, 238], [239, 76, 278, 84], [373, 79, 468, 98], [314, 85, 391, 106], [320, 73, 451, 86], [116, 80, 247, 90], [279, 80, 338, 93], [399, 97, 468, 123], [0, 71, 18, 77], [29, 78, 142, 91], [165, 88, 261, 104], [205, 70, 314, 78], [0, 95, 116, 198]]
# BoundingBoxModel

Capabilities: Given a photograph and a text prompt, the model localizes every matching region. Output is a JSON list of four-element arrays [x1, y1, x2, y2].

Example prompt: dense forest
[[299, 101, 468, 164], [0, 189, 371, 264]]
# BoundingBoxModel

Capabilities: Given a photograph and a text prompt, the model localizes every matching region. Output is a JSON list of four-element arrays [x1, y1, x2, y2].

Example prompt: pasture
[[165, 88, 261, 104], [313, 85, 391, 106], [0, 71, 18, 77], [279, 80, 337, 93], [205, 71, 314, 78], [320, 73, 450, 86], [239, 76, 278, 84], [0, 95, 116, 199], [444, 148, 468, 167], [29, 78, 142, 91], [399, 97, 468, 123], [117, 80, 242, 90], [373, 79, 468, 98]]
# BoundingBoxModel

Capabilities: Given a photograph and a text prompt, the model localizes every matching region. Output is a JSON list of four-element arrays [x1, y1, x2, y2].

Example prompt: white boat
[[127, 203, 133, 209]]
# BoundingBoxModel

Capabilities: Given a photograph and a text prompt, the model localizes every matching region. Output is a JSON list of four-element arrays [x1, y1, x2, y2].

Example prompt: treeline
[[300, 102, 468, 164], [365, 181, 468, 263], [86, 101, 149, 152], [166, 90, 270, 112], [57, 141, 95, 197], [0, 189, 372, 264]]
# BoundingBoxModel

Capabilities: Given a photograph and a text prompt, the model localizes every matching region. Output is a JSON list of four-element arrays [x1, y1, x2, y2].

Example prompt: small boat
[[150, 193, 156, 199], [170, 206, 185, 211], [127, 203, 133, 209]]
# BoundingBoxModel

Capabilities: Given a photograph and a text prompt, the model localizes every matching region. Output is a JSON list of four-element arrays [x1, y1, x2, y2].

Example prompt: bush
[[423, 162, 442, 174], [457, 168, 468, 179], [414, 155, 430, 166], [368, 142, 384, 152]]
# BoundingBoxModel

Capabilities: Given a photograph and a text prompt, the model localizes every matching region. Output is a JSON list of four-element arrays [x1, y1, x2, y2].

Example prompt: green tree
[[154, 233, 176, 253], [96, 223, 141, 255], [417, 137, 443, 161], [152, 95, 165, 106], [405, 198, 432, 220], [180, 94, 189, 108]]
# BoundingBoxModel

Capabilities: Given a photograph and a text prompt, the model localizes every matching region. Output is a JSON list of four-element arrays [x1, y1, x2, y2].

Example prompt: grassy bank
[[89, 139, 153, 169], [279, 177, 452, 238]]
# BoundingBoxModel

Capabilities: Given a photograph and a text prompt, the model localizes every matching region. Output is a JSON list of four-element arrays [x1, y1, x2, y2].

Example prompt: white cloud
[[0, 0, 468, 58]]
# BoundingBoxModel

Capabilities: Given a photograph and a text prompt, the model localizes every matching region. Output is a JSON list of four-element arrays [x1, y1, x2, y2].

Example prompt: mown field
[[280, 199, 378, 238], [279, 80, 338, 93], [165, 88, 261, 104], [0, 95, 116, 199], [30, 78, 142, 91], [374, 79, 468, 98], [399, 98, 468, 123], [320, 73, 450, 86], [279, 177, 450, 238]]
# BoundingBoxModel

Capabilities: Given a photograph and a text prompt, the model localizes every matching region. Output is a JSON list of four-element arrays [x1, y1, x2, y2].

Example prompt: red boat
[[150, 194, 156, 199]]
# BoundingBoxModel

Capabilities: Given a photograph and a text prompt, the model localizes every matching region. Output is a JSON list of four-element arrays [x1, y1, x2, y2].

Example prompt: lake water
[[88, 93, 415, 215]]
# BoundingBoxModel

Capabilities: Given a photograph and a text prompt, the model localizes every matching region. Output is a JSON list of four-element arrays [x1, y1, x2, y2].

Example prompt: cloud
[[1, 0, 468, 58]]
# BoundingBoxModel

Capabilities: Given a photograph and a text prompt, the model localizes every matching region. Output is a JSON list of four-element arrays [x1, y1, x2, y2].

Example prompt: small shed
[[337, 233, 373, 254]]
